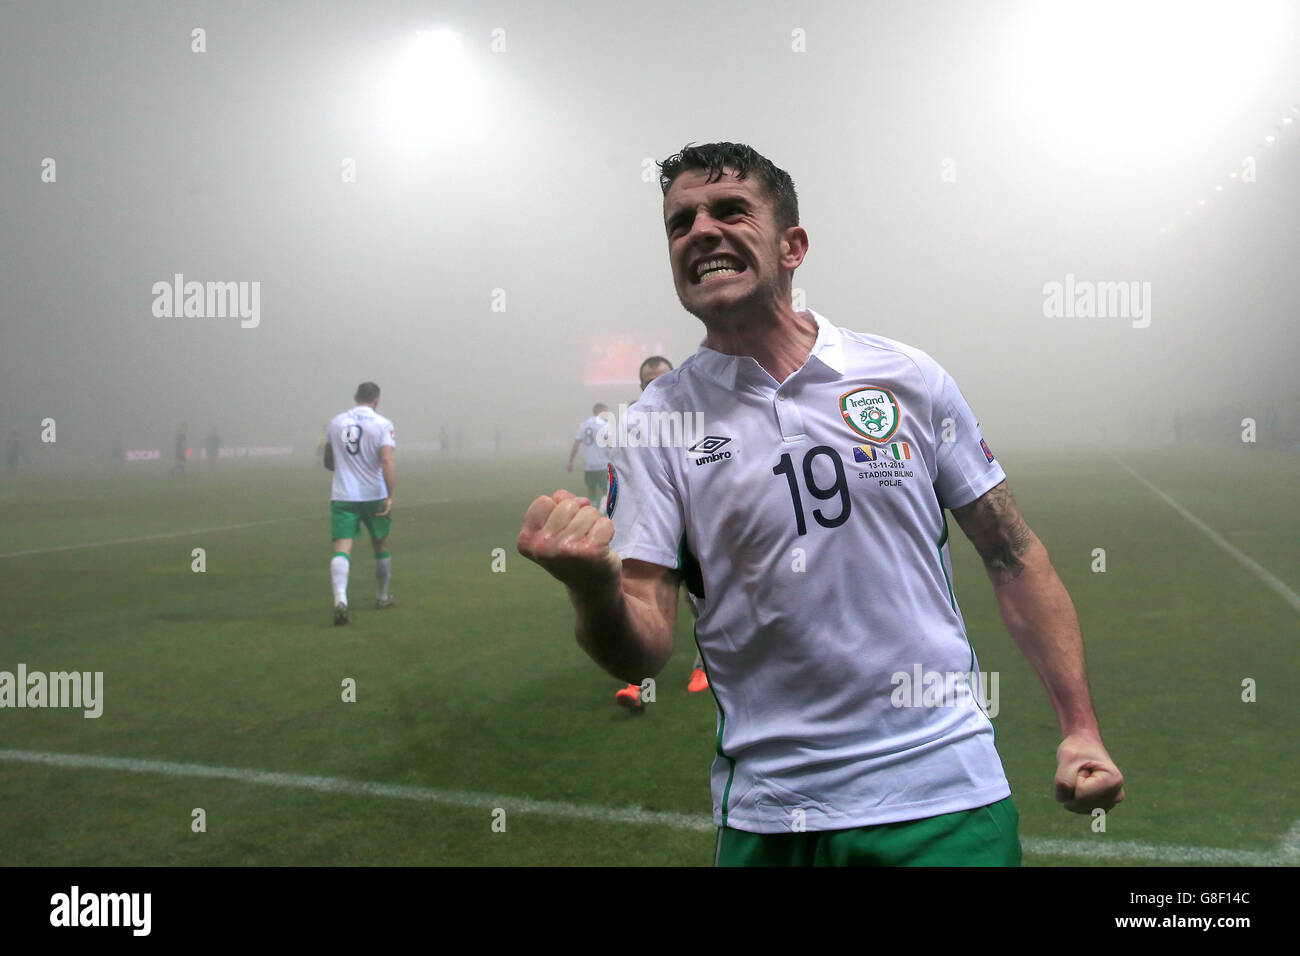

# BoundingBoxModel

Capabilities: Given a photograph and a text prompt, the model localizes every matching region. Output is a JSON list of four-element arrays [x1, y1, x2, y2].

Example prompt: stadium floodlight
[[379, 28, 484, 149], [1005, 0, 1285, 160]]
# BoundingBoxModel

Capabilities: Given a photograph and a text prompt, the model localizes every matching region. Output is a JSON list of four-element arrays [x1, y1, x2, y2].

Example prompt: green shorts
[[584, 468, 608, 501], [715, 796, 1021, 867], [330, 499, 391, 543]]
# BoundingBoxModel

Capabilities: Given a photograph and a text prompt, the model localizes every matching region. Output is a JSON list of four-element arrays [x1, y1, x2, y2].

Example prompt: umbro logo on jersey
[[690, 436, 731, 454], [688, 435, 733, 466]]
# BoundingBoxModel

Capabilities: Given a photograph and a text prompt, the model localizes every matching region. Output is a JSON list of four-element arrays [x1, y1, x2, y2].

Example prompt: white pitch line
[[0, 517, 311, 559], [0, 498, 460, 559], [1022, 837, 1278, 866], [0, 749, 712, 831], [1118, 461, 1300, 614], [1028, 818, 1300, 865], [0, 749, 1292, 865]]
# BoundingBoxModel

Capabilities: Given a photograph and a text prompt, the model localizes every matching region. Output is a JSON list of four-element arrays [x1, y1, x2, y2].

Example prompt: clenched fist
[[1054, 733, 1125, 814], [517, 489, 622, 593]]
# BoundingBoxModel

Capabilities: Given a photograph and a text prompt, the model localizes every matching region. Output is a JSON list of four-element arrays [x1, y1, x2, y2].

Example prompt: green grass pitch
[[0, 446, 1296, 865]]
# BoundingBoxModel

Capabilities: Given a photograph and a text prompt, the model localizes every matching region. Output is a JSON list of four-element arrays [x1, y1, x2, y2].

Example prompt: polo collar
[[692, 309, 846, 390]]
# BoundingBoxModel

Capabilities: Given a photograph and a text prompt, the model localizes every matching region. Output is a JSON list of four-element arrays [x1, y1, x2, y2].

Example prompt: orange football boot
[[615, 683, 644, 711]]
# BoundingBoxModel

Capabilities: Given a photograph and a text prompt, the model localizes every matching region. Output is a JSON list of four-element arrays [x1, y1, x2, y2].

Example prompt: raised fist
[[517, 489, 621, 592]]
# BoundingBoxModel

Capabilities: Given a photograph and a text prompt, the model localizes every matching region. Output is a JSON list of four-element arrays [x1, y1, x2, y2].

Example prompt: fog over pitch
[[2, 0, 1297, 457]]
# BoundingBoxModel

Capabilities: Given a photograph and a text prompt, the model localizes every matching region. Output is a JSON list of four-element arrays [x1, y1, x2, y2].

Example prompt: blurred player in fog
[[170, 424, 188, 477], [5, 430, 24, 473], [568, 403, 612, 507]]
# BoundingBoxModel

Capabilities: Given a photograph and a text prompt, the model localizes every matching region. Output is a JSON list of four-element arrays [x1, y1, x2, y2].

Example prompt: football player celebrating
[[519, 143, 1123, 866]]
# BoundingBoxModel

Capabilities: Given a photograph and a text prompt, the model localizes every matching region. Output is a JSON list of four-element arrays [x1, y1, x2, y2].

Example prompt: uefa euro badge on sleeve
[[605, 464, 618, 517]]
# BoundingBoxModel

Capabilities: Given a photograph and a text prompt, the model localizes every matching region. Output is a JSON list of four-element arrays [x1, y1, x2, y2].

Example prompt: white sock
[[331, 553, 350, 604], [375, 554, 391, 599], [692, 652, 703, 670]]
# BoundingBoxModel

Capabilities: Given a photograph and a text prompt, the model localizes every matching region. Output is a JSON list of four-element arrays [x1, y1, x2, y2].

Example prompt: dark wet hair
[[658, 142, 799, 232]]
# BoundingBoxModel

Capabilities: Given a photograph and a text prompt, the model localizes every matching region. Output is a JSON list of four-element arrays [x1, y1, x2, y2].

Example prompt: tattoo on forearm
[[954, 482, 1034, 583]]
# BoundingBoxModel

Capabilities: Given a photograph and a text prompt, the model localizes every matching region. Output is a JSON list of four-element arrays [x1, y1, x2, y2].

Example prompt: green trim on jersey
[[935, 510, 971, 669], [936, 511, 957, 613], [693, 623, 736, 828], [939, 509, 996, 729], [682, 531, 731, 823], [678, 532, 705, 600]]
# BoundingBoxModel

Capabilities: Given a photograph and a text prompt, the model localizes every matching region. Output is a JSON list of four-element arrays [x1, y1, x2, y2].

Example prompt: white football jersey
[[327, 406, 395, 502], [575, 415, 612, 470], [607, 310, 1010, 833]]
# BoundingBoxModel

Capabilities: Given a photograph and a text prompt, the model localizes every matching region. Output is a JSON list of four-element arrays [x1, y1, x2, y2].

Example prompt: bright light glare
[[1007, 1, 1284, 160], [380, 29, 484, 150]]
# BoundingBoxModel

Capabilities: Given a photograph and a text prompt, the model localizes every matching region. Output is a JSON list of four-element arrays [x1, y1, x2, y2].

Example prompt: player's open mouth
[[694, 256, 745, 284]]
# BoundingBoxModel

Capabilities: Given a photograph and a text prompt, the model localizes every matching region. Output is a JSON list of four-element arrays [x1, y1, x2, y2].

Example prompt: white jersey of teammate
[[607, 310, 1010, 833], [575, 415, 612, 470], [327, 405, 396, 502]]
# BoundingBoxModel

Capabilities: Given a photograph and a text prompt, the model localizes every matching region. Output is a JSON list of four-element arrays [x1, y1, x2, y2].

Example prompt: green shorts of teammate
[[714, 796, 1021, 867], [330, 500, 391, 543], [584, 468, 608, 501]]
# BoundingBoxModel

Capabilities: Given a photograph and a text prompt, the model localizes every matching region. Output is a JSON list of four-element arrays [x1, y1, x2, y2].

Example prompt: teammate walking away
[[324, 382, 396, 625], [568, 403, 612, 509]]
